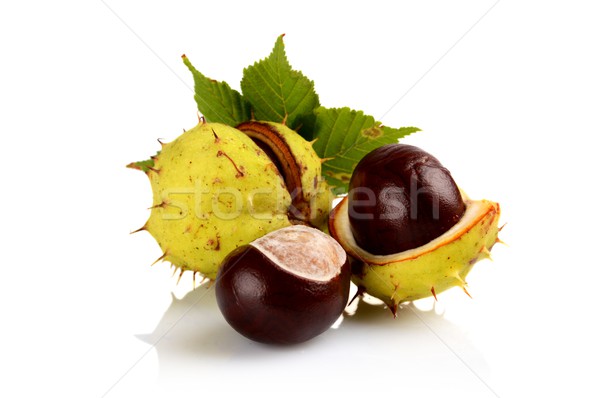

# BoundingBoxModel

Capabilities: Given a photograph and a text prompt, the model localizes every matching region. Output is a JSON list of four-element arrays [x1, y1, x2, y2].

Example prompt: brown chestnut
[[215, 225, 350, 345], [348, 144, 465, 255]]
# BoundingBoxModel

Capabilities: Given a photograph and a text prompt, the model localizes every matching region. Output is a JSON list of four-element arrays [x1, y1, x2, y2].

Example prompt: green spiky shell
[[237, 121, 333, 230], [144, 122, 292, 279], [271, 122, 333, 230], [329, 196, 501, 314]]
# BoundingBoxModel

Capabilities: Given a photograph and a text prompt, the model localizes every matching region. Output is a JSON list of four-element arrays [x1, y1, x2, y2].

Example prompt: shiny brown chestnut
[[348, 143, 465, 255], [215, 225, 350, 345]]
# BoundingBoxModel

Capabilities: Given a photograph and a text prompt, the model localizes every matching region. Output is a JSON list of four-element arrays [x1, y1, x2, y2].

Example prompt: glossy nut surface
[[215, 225, 350, 345], [348, 144, 465, 255]]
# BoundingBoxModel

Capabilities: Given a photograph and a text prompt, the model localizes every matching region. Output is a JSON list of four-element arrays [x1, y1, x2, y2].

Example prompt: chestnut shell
[[215, 245, 351, 345], [348, 144, 465, 255]]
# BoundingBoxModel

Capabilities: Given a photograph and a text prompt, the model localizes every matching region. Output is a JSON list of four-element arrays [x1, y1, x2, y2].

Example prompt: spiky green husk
[[263, 121, 333, 229], [141, 122, 292, 280], [330, 197, 501, 315], [236, 121, 333, 230]]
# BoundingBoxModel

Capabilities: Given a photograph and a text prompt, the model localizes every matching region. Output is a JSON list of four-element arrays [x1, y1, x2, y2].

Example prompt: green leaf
[[312, 107, 420, 192], [241, 35, 320, 140], [182, 55, 251, 125], [126, 152, 159, 173]]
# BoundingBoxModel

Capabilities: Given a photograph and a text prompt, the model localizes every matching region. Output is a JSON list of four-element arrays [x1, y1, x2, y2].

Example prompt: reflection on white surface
[[137, 282, 492, 396]]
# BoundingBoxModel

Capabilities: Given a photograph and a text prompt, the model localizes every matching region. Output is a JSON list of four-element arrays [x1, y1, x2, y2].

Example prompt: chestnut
[[348, 143, 465, 255], [215, 225, 350, 345]]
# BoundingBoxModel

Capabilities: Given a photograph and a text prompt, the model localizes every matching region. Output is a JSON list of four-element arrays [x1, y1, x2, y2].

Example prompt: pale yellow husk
[[330, 196, 501, 313], [144, 122, 292, 279], [256, 121, 333, 230]]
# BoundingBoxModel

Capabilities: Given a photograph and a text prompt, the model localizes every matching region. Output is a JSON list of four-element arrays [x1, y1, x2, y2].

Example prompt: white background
[[1, 1, 598, 397]]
